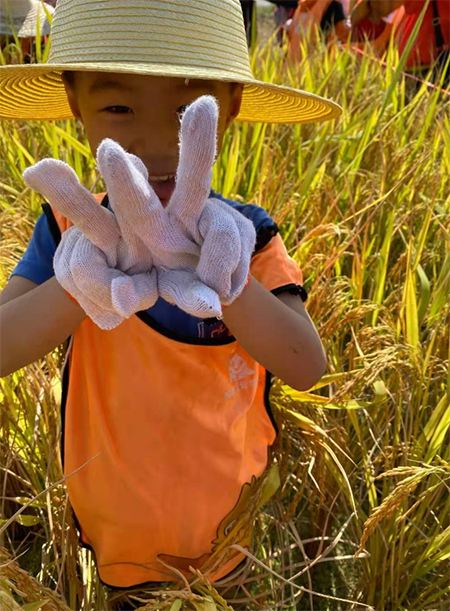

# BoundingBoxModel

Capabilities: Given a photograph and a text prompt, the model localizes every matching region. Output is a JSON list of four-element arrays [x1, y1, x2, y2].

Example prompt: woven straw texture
[[0, 0, 342, 124]]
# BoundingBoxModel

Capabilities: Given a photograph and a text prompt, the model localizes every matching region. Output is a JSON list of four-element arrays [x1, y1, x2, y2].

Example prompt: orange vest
[[289, 0, 335, 60], [48, 193, 304, 588], [351, 6, 406, 55]]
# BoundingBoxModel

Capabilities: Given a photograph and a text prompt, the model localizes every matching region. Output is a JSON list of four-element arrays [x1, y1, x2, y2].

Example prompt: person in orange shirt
[[350, 0, 450, 83], [351, 0, 403, 46], [288, 0, 351, 62], [0, 1, 342, 609], [397, 0, 449, 80]]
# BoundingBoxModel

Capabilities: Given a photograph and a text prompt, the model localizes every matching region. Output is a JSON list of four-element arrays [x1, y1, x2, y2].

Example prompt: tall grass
[[1, 14, 449, 611]]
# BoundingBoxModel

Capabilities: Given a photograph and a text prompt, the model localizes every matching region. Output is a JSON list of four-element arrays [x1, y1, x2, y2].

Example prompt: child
[[0, 0, 341, 608]]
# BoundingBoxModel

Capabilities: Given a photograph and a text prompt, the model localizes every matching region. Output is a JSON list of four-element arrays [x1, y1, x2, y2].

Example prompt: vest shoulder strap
[[42, 202, 62, 247], [431, 0, 445, 50]]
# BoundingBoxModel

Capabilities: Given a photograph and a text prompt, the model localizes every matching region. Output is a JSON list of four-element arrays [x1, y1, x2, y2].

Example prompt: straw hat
[[0, 0, 54, 38], [0, 0, 342, 123]]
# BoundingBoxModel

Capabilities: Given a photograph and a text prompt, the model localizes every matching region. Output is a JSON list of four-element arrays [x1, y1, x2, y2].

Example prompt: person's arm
[[334, 18, 351, 41], [221, 276, 326, 391], [0, 275, 86, 377]]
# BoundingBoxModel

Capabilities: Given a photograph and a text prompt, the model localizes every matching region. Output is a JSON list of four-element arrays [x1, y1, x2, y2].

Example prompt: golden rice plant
[[1, 8, 449, 611]]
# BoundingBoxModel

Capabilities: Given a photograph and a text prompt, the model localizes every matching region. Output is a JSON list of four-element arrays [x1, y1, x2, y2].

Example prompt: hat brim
[[0, 63, 342, 124]]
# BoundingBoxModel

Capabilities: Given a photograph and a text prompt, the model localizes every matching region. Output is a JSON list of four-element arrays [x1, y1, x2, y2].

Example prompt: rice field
[[1, 9, 449, 611]]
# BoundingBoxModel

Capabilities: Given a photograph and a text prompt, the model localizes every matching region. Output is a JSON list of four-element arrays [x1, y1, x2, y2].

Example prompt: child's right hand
[[23, 159, 160, 330]]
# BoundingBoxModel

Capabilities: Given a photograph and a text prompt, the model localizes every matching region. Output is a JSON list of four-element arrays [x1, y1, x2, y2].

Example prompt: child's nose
[[131, 123, 180, 176]]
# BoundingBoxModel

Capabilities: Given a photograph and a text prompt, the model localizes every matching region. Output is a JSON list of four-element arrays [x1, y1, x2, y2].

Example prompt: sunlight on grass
[[1, 18, 449, 611]]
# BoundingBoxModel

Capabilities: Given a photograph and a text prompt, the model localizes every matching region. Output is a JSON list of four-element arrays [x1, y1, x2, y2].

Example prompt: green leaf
[[22, 601, 49, 611], [169, 601, 183, 611], [422, 395, 450, 463], [281, 386, 368, 409], [405, 265, 419, 349], [0, 516, 40, 527], [257, 463, 281, 508], [192, 596, 217, 611], [416, 264, 431, 325]]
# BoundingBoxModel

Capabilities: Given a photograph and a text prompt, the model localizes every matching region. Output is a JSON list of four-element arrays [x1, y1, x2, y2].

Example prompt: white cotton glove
[[23, 158, 221, 323], [22, 160, 159, 330], [168, 94, 257, 305], [96, 94, 256, 311]]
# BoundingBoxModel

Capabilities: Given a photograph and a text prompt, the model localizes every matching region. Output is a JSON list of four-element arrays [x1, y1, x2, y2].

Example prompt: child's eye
[[176, 105, 189, 121], [104, 106, 132, 114]]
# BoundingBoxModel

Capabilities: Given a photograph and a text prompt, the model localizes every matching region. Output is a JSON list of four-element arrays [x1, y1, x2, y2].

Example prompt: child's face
[[63, 71, 243, 205]]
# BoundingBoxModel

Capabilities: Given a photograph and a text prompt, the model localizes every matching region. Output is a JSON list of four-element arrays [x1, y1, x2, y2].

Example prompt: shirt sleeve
[[9, 212, 57, 285], [250, 233, 306, 298]]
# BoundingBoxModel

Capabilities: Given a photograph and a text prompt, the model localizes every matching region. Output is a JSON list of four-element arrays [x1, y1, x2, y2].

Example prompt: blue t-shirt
[[10, 190, 278, 340]]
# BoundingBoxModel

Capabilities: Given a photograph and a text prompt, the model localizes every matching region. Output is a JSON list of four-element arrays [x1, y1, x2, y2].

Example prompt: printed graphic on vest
[[225, 354, 256, 400]]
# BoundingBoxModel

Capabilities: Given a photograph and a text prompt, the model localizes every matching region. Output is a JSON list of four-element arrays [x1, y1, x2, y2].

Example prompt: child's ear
[[61, 72, 83, 122], [225, 83, 244, 129]]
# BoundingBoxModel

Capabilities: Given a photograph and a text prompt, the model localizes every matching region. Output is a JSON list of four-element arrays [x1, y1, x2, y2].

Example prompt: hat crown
[[48, 0, 254, 81]]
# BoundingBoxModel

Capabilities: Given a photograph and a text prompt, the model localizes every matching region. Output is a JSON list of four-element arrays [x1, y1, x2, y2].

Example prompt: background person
[[350, 0, 450, 84], [350, 0, 405, 55], [266, 1, 299, 43], [396, 0, 449, 83], [0, 0, 54, 64], [288, 0, 351, 62]]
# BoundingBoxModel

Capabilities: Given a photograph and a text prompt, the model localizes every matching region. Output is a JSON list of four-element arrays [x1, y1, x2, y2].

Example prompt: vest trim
[[135, 309, 236, 345], [42, 202, 64, 246]]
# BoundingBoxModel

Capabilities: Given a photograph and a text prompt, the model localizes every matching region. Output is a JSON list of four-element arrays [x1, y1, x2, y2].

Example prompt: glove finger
[[23, 159, 120, 267], [69, 232, 122, 314], [96, 139, 167, 247], [111, 269, 159, 318], [158, 269, 221, 319], [197, 201, 243, 299], [168, 95, 218, 224], [54, 227, 85, 299], [128, 153, 149, 180], [54, 228, 123, 330]]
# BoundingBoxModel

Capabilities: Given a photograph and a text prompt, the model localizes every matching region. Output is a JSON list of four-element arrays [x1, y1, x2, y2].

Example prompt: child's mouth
[[148, 174, 176, 206]]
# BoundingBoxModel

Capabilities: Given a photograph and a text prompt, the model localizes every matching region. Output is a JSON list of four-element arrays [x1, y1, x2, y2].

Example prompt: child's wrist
[[221, 273, 252, 311]]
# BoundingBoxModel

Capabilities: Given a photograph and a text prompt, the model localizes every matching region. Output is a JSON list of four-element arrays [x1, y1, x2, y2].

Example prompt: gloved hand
[[22, 160, 159, 329], [23, 94, 256, 325], [23, 159, 221, 325], [97, 94, 256, 308], [169, 94, 256, 305]]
